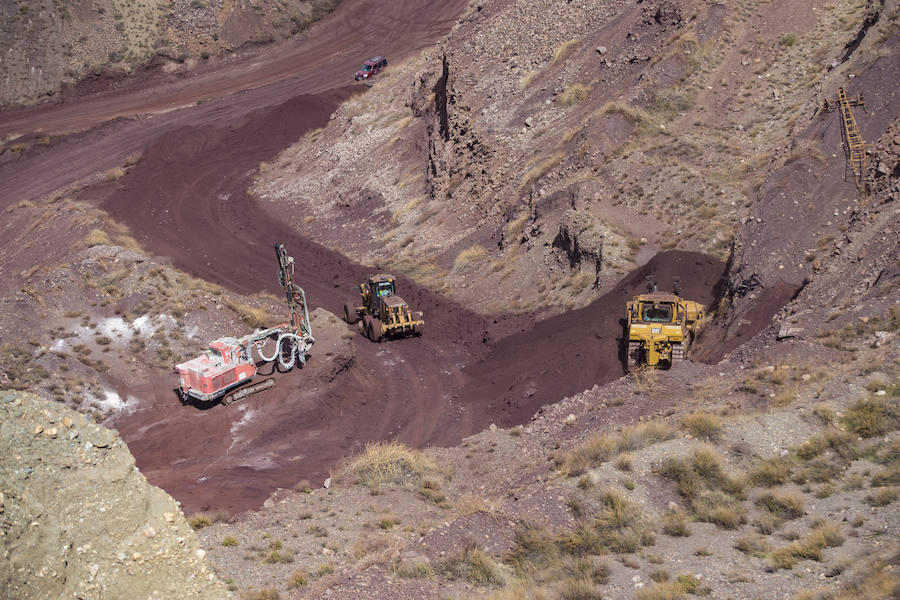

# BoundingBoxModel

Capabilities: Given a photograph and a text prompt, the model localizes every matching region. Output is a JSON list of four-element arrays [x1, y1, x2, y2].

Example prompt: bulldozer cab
[[641, 302, 674, 323]]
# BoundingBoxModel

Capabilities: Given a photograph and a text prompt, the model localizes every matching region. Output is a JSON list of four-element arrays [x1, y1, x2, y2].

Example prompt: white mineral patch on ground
[[228, 407, 256, 452]]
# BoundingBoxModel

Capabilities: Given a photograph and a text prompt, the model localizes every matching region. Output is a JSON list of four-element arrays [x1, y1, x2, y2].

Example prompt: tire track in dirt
[[1, 0, 739, 514], [89, 83, 728, 513]]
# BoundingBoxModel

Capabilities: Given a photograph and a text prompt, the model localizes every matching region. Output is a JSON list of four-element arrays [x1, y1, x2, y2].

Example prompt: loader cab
[[366, 275, 395, 298], [375, 281, 394, 297]]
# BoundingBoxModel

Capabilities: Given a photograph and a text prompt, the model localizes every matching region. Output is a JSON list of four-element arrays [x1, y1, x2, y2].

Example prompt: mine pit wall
[[696, 27, 900, 359]]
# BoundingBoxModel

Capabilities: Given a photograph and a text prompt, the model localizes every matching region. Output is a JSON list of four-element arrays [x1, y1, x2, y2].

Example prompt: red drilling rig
[[175, 244, 314, 405]]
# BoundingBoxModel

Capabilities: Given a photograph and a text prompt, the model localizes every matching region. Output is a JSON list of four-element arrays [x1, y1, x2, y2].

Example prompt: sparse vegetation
[[340, 441, 438, 488], [438, 543, 506, 587], [680, 412, 723, 440], [188, 514, 213, 529], [557, 422, 676, 475], [770, 522, 843, 570], [286, 569, 308, 588], [558, 84, 591, 106], [552, 39, 579, 63]]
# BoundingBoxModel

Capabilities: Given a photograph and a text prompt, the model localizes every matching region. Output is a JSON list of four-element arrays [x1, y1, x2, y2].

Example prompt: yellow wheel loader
[[343, 274, 424, 342], [625, 277, 704, 371]]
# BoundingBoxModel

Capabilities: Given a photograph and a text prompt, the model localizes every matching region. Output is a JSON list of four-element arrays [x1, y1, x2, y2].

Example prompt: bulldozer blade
[[223, 378, 275, 405]]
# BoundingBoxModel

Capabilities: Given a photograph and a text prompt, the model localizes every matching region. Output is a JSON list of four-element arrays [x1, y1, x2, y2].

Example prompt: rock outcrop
[[0, 391, 229, 600]]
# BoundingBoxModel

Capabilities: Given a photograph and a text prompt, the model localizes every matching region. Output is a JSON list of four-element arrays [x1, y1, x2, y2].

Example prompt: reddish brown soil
[[0, 0, 753, 515], [454, 252, 726, 434]]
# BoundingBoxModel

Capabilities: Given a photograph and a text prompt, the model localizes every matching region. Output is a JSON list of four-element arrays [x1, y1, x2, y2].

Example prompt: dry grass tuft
[[519, 70, 538, 89], [734, 533, 771, 558], [286, 569, 308, 588], [340, 440, 438, 488], [842, 397, 900, 438], [756, 490, 805, 520], [84, 228, 113, 248], [438, 543, 507, 587], [680, 412, 723, 440], [660, 446, 746, 529], [661, 509, 691, 537], [552, 39, 580, 63], [453, 245, 489, 271], [558, 422, 675, 475], [558, 84, 591, 106], [520, 152, 564, 189], [241, 588, 280, 600], [748, 457, 793, 487], [104, 166, 126, 181], [634, 573, 707, 600], [770, 522, 843, 570], [221, 298, 274, 330]]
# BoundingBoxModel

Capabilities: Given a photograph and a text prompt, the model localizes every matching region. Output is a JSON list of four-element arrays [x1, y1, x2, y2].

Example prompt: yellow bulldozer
[[625, 277, 704, 371]]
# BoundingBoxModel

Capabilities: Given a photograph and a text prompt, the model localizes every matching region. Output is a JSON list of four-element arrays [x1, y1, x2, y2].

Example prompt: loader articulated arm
[[274, 243, 313, 341]]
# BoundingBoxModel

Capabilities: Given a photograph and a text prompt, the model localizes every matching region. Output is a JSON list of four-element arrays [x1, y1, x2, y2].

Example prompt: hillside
[[0, 0, 339, 106], [0, 0, 898, 598]]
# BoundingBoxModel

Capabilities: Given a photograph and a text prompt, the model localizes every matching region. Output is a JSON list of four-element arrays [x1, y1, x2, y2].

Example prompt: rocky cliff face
[[0, 391, 229, 599]]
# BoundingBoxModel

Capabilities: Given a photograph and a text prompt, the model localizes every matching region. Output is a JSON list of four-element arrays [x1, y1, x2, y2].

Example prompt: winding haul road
[[0, 0, 727, 514]]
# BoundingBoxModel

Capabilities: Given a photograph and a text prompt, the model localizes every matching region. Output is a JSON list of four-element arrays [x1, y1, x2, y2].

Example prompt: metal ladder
[[834, 87, 866, 188]]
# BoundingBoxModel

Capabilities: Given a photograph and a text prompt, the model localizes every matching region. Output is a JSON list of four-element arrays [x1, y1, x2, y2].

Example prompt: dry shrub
[[770, 522, 843, 570], [84, 228, 113, 248], [756, 490, 805, 520], [558, 84, 591, 106], [104, 166, 126, 181], [842, 397, 900, 437], [552, 39, 579, 63], [340, 440, 438, 488], [748, 457, 793, 487], [680, 412, 723, 440], [453, 245, 489, 271], [558, 422, 675, 475], [438, 543, 506, 587]]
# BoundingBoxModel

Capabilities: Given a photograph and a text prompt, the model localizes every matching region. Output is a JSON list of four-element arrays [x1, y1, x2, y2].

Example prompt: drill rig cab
[[174, 244, 314, 404]]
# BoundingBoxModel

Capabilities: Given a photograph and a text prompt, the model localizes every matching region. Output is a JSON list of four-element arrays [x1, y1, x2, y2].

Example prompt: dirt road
[[1, 0, 734, 514], [0, 0, 470, 209]]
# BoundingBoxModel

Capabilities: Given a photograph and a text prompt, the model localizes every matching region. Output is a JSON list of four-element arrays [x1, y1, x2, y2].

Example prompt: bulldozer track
[[626, 341, 641, 371], [671, 343, 685, 363]]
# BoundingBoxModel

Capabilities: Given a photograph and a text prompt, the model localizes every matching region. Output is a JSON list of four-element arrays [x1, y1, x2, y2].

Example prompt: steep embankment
[[0, 391, 229, 599]]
